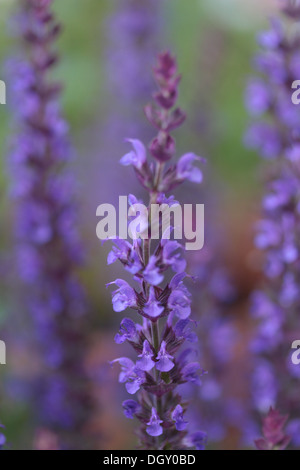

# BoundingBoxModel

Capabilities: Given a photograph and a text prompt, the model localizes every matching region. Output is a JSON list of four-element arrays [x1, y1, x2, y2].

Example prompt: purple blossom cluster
[[8, 0, 90, 448], [255, 407, 290, 451], [106, 52, 207, 450], [245, 0, 300, 447]]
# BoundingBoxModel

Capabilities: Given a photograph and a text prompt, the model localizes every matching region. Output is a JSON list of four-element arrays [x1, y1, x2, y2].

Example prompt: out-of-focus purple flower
[[245, 79, 270, 115], [122, 400, 142, 419], [171, 405, 188, 431], [185, 431, 208, 450], [174, 319, 198, 343], [181, 363, 204, 385], [244, 123, 281, 158], [0, 424, 6, 450]]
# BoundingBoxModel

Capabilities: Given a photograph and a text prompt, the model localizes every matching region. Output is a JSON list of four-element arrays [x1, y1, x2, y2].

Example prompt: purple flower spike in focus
[[244, 0, 300, 448], [255, 408, 290, 450], [105, 52, 206, 449], [8, 0, 91, 449]]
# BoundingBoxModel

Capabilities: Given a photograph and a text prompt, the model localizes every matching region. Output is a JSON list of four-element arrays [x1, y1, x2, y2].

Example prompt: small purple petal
[[136, 340, 155, 371], [120, 139, 147, 170], [122, 399, 141, 419], [176, 153, 204, 183], [143, 287, 164, 319], [171, 405, 188, 431], [156, 341, 174, 372], [146, 407, 163, 437]]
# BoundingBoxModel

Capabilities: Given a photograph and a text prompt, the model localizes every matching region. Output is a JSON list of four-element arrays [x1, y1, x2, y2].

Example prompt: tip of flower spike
[[282, 0, 300, 19], [154, 51, 178, 80], [255, 407, 291, 450]]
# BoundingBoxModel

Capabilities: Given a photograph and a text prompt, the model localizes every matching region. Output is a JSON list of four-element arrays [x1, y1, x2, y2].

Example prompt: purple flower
[[186, 431, 207, 450], [136, 340, 155, 371], [122, 400, 141, 419], [156, 341, 174, 372], [257, 20, 283, 50], [244, 123, 281, 158], [162, 240, 186, 273], [114, 318, 138, 344], [107, 239, 143, 274], [181, 362, 204, 385], [111, 357, 145, 394], [143, 287, 164, 319], [107, 279, 137, 312], [174, 319, 197, 343], [146, 408, 163, 437], [143, 256, 164, 286], [245, 79, 270, 116], [120, 139, 147, 170], [171, 405, 188, 431], [176, 153, 203, 183], [168, 283, 191, 319]]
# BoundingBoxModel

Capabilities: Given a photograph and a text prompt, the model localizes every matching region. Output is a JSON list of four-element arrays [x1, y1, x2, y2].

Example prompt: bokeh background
[[0, 0, 281, 450]]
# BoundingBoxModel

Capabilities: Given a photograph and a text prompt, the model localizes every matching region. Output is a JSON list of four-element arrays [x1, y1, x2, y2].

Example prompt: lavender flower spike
[[8, 0, 91, 449], [245, 0, 300, 448], [106, 52, 206, 449]]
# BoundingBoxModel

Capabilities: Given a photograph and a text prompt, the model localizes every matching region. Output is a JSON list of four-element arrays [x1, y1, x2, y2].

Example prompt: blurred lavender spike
[[245, 0, 300, 448], [7, 0, 92, 449]]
